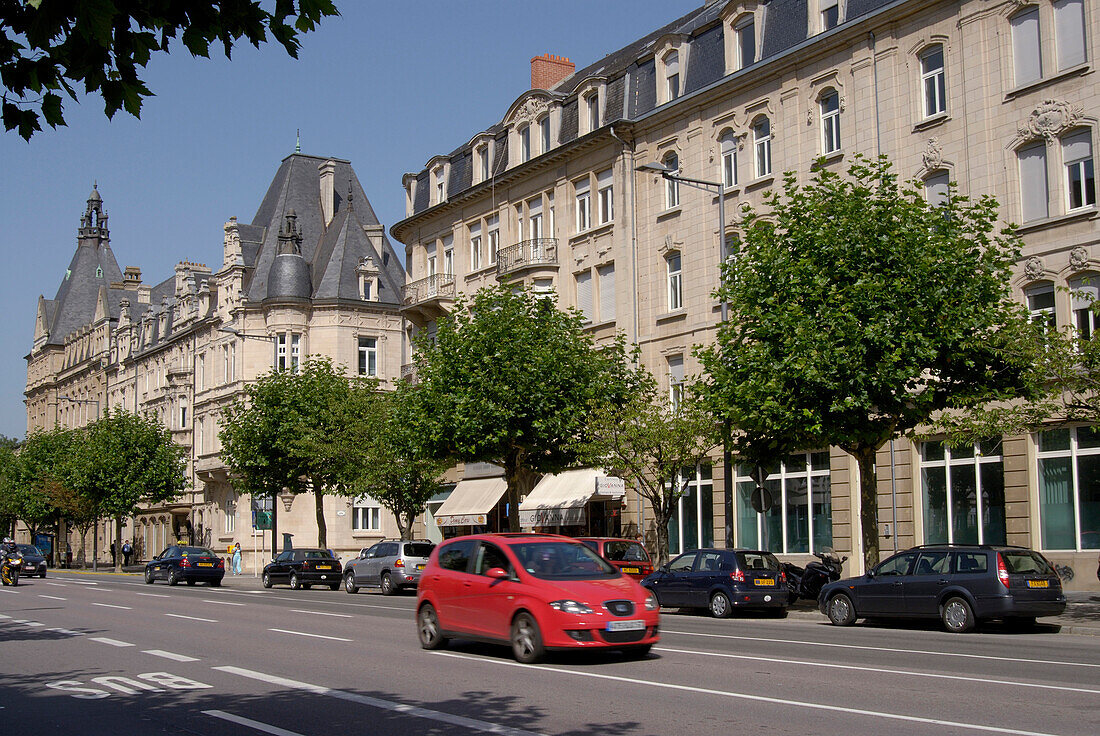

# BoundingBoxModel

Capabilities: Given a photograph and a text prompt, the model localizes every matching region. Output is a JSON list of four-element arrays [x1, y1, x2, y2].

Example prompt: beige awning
[[519, 468, 624, 527], [433, 477, 508, 527]]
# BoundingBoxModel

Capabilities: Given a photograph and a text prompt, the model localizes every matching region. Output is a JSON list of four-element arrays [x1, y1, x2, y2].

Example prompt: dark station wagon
[[641, 548, 788, 618], [819, 544, 1067, 632]]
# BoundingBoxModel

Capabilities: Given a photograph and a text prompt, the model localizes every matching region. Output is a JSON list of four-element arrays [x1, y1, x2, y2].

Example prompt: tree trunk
[[114, 517, 123, 572], [649, 490, 675, 568], [398, 510, 414, 540], [853, 444, 881, 570], [503, 455, 538, 533], [314, 487, 328, 550]]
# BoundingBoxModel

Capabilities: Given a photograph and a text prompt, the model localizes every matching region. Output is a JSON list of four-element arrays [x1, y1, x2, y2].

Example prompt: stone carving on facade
[[510, 96, 549, 125], [922, 137, 944, 172], [1070, 247, 1090, 271], [1017, 99, 1085, 142], [1024, 256, 1045, 280], [223, 217, 243, 267]]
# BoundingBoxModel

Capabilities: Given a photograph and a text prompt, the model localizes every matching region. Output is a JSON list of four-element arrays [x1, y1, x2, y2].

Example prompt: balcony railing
[[402, 273, 456, 306], [497, 238, 558, 276]]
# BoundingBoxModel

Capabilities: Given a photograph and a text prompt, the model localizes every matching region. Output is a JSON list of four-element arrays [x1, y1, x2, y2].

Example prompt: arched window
[[720, 130, 737, 188], [663, 152, 680, 208], [820, 90, 841, 154], [753, 116, 771, 178], [919, 44, 946, 118], [1026, 282, 1056, 333], [924, 170, 950, 208]]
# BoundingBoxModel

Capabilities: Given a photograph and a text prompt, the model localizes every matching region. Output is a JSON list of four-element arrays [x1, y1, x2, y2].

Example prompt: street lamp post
[[636, 161, 735, 549], [57, 394, 103, 570]]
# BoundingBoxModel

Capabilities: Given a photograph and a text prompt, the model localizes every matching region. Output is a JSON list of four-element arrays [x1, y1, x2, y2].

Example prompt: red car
[[416, 533, 660, 663], [576, 537, 654, 580]]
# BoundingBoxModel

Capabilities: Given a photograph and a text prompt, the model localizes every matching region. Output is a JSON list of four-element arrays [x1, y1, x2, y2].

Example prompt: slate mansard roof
[[38, 154, 405, 354], [398, 0, 900, 223]]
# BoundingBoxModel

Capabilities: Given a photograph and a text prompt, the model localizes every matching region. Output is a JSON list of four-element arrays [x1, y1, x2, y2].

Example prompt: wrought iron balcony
[[497, 238, 558, 277], [402, 273, 456, 306]]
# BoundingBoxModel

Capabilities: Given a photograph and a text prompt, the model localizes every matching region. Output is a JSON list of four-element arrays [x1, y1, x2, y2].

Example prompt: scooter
[[1, 550, 24, 586], [782, 550, 846, 604]]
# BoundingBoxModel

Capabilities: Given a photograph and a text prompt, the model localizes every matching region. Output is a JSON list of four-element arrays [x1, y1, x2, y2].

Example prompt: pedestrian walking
[[122, 541, 133, 566], [232, 542, 242, 575], [109, 542, 116, 565]]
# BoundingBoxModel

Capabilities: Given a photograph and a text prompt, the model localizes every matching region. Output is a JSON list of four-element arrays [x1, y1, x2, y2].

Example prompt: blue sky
[[0, 1, 701, 440]]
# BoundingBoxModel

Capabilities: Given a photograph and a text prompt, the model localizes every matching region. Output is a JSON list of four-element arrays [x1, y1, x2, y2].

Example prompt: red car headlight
[[549, 600, 594, 614], [644, 592, 659, 611]]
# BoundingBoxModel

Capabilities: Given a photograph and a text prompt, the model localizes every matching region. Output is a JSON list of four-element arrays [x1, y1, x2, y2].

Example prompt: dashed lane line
[[213, 666, 544, 736], [165, 613, 218, 623], [38, 594, 66, 601], [268, 628, 351, 642], [202, 599, 245, 606], [143, 649, 199, 662], [289, 609, 352, 618], [433, 651, 1065, 736], [203, 711, 305, 736], [136, 592, 169, 598], [90, 602, 131, 610], [89, 637, 134, 647]]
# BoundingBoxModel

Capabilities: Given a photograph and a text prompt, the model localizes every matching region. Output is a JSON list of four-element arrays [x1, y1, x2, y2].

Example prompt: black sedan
[[144, 545, 225, 586], [642, 548, 788, 618], [16, 544, 47, 578], [262, 548, 341, 590]]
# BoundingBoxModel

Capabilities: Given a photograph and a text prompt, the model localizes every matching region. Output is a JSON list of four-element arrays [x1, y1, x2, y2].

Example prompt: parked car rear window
[[1001, 550, 1055, 575], [605, 541, 648, 562], [17, 545, 42, 556], [180, 547, 215, 556], [296, 550, 332, 560], [404, 543, 434, 558], [736, 551, 780, 571], [437, 540, 475, 572], [513, 541, 617, 579]]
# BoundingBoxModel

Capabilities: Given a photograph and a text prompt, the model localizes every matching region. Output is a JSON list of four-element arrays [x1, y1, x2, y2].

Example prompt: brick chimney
[[531, 53, 575, 90]]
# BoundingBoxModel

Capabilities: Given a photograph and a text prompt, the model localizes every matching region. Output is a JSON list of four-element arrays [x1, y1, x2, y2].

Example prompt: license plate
[[197, 563, 213, 567], [620, 567, 640, 574], [417, 564, 425, 571], [606, 619, 646, 631], [1027, 579, 1049, 588], [754, 578, 775, 586], [316, 565, 332, 570]]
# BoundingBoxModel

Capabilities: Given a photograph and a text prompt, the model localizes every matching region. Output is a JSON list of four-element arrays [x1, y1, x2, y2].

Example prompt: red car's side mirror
[[485, 567, 510, 580]]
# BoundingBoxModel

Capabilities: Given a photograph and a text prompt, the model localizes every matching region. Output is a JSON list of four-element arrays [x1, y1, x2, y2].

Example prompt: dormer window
[[479, 144, 491, 181], [539, 115, 552, 154], [736, 19, 756, 69], [586, 93, 600, 130], [665, 50, 680, 101], [433, 165, 447, 204], [520, 125, 532, 162], [821, 0, 840, 31]]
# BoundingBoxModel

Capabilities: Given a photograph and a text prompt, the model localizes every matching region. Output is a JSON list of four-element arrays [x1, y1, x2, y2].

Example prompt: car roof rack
[[907, 543, 1030, 551]]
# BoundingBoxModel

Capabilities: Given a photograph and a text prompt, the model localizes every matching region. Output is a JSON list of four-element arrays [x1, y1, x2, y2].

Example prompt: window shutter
[[925, 172, 950, 207], [1062, 129, 1092, 162], [598, 264, 616, 321], [576, 270, 593, 321], [1054, 0, 1086, 70], [1011, 9, 1042, 86], [1017, 142, 1049, 222]]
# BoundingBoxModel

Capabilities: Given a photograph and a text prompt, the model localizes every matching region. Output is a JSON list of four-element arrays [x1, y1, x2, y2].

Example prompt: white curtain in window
[[1054, 0, 1086, 70]]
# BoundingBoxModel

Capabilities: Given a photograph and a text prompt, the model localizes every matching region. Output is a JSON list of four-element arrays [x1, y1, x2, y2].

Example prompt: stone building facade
[[26, 153, 411, 571], [391, 0, 1099, 588]]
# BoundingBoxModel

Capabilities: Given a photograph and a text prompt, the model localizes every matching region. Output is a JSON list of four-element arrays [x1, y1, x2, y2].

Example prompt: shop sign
[[519, 507, 586, 527], [595, 476, 626, 496], [435, 514, 487, 527]]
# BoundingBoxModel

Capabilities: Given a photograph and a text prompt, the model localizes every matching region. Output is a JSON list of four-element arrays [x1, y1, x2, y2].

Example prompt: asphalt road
[[2, 572, 1098, 736]]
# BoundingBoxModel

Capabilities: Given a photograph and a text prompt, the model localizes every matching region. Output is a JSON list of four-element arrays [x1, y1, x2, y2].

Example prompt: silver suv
[[343, 539, 435, 595]]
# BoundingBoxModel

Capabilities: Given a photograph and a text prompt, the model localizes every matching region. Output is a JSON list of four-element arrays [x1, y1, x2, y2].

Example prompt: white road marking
[[38, 594, 66, 601], [143, 649, 199, 662], [91, 602, 131, 610], [662, 628, 1100, 669], [165, 613, 218, 623], [44, 582, 67, 587], [202, 599, 244, 606], [268, 628, 352, 642], [24, 621, 44, 627], [136, 592, 169, 598], [0, 614, 10, 618], [289, 609, 352, 618], [655, 646, 1100, 695], [55, 579, 98, 585], [213, 666, 544, 736], [89, 637, 134, 647], [203, 710, 306, 736], [45, 628, 83, 636], [434, 652, 1063, 736]]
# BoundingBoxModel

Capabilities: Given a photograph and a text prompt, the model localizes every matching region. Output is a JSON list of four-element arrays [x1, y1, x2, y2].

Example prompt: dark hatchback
[[144, 546, 225, 586], [641, 548, 788, 618], [819, 544, 1067, 633], [16, 544, 47, 578], [263, 548, 342, 590]]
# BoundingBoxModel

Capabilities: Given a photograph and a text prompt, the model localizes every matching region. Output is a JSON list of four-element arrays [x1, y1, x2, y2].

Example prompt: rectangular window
[[520, 126, 531, 162], [597, 169, 614, 224], [821, 0, 839, 31], [1071, 279, 1099, 339], [1037, 426, 1100, 550], [575, 270, 593, 322], [290, 333, 300, 372], [1063, 129, 1096, 211], [487, 215, 500, 265], [720, 135, 737, 188], [276, 334, 287, 371], [539, 116, 551, 154], [442, 234, 454, 276], [587, 93, 600, 130], [754, 118, 772, 178], [920, 46, 946, 118], [479, 145, 490, 181], [821, 92, 841, 154], [666, 464, 713, 555], [598, 263, 616, 321], [667, 355, 684, 413], [735, 452, 831, 553], [225, 496, 236, 534], [574, 178, 591, 232], [197, 352, 206, 390], [1028, 284, 1057, 333], [920, 439, 1006, 545], [179, 402, 188, 429], [667, 253, 683, 311], [352, 496, 382, 531], [358, 337, 377, 376], [1011, 8, 1043, 87], [1018, 141, 1049, 222], [1053, 0, 1087, 70], [737, 21, 755, 69], [925, 171, 950, 207], [665, 52, 680, 101], [469, 222, 482, 271]]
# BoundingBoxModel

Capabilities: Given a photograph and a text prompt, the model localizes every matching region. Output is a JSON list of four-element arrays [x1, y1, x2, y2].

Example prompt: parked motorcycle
[[782, 550, 846, 604], [1, 550, 24, 586]]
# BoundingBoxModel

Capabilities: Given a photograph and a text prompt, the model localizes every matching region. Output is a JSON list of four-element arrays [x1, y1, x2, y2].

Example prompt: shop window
[[735, 452, 832, 553], [920, 439, 1006, 545]]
